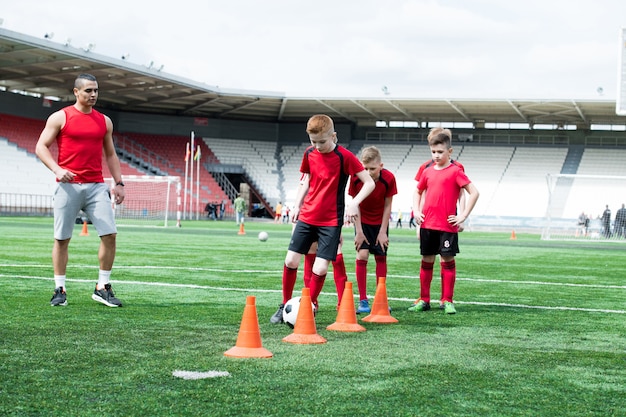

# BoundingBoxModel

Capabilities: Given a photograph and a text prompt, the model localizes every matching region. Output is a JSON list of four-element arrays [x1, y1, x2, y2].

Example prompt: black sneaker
[[270, 304, 284, 324], [92, 283, 122, 307], [50, 287, 67, 306]]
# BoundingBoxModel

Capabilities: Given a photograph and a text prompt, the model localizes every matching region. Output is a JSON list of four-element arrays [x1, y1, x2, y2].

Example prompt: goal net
[[104, 175, 181, 227], [542, 173, 626, 241]]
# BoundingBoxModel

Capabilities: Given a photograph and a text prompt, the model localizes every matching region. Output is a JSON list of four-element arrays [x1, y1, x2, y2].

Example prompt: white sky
[[2, 0, 625, 99]]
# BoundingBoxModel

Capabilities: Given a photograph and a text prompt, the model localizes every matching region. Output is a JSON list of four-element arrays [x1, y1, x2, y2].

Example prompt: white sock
[[97, 270, 112, 289], [54, 275, 66, 289]]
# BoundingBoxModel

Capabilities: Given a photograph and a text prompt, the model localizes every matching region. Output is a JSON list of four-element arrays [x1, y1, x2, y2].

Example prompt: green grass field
[[1, 217, 624, 417]]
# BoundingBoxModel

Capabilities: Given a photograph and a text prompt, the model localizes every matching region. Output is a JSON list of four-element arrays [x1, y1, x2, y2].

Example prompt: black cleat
[[270, 304, 284, 324], [50, 287, 67, 306], [92, 283, 122, 307]]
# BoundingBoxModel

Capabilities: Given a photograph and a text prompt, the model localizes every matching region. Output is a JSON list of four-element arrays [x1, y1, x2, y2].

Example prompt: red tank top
[[57, 106, 107, 183]]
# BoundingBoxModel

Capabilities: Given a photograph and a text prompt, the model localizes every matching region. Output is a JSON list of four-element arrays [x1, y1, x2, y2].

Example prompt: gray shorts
[[54, 183, 117, 240]]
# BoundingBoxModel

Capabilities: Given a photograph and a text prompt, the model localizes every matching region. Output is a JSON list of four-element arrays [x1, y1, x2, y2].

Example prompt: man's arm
[[35, 110, 71, 182], [102, 116, 125, 205]]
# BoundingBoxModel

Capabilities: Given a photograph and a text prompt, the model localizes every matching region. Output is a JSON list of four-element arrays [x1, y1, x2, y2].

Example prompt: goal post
[[542, 173, 626, 240], [105, 175, 181, 227], [617, 27, 626, 116]]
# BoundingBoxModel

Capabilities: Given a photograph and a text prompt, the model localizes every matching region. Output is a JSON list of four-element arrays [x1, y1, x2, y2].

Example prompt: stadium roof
[[1, 27, 624, 128]]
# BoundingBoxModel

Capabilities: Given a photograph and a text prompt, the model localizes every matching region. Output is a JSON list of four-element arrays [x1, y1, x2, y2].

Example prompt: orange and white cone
[[327, 281, 366, 332], [362, 277, 398, 323], [283, 288, 327, 344], [224, 295, 273, 358], [79, 221, 89, 236]]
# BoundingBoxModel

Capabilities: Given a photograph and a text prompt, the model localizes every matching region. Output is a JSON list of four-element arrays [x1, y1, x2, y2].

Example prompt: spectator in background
[[219, 200, 226, 220], [395, 210, 403, 229], [615, 203, 626, 238], [274, 201, 283, 224], [577, 211, 589, 237], [601, 205, 612, 238], [409, 209, 417, 229], [234, 193, 247, 225]]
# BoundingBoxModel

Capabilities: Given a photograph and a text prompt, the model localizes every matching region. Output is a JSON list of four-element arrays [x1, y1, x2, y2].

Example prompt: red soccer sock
[[309, 272, 326, 306], [419, 260, 435, 302], [440, 260, 456, 303], [303, 253, 316, 288], [355, 259, 368, 301], [282, 265, 298, 304], [332, 254, 347, 305], [374, 255, 387, 286]]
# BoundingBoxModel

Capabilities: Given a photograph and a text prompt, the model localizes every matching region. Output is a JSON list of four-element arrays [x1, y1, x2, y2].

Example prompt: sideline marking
[[2, 264, 625, 289], [2, 272, 625, 314], [173, 370, 231, 380]]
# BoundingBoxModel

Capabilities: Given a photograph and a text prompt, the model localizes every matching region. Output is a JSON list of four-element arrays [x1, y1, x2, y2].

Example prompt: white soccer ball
[[282, 296, 315, 328], [258, 231, 269, 242]]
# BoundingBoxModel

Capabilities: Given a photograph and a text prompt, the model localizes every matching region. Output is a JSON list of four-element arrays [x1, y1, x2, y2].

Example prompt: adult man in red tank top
[[36, 73, 126, 308]]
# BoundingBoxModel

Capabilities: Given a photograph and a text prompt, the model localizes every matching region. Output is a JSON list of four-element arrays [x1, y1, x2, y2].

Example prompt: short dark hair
[[74, 73, 97, 89]]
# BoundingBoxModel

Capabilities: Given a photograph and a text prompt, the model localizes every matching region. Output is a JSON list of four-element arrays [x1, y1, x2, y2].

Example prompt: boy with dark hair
[[270, 114, 375, 324], [409, 127, 479, 314], [350, 146, 397, 314]]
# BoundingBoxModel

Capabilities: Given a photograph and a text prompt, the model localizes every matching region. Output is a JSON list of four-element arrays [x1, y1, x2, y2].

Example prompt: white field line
[[3, 264, 625, 290], [1, 268, 625, 315]]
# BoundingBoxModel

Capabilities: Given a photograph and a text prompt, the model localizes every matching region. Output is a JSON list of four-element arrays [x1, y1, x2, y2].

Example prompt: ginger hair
[[306, 114, 335, 135]]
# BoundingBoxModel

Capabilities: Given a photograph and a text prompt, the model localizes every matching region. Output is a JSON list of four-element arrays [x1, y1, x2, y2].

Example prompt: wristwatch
[[116, 181, 125, 187]]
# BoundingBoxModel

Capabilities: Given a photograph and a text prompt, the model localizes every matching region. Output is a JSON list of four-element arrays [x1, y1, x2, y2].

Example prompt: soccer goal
[[104, 175, 181, 227], [542, 173, 626, 240]]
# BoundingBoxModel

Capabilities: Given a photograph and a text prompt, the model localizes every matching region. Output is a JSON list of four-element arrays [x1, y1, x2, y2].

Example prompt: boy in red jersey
[[36, 73, 125, 308], [410, 145, 467, 309], [270, 114, 375, 324], [349, 146, 397, 314], [408, 127, 479, 314]]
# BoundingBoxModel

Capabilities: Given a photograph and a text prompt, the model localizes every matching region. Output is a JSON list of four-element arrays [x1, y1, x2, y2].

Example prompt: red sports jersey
[[418, 163, 471, 233], [349, 168, 397, 225], [299, 145, 365, 226], [57, 106, 107, 183]]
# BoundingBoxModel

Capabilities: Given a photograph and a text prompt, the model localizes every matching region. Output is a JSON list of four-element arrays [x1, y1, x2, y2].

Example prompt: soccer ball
[[258, 231, 269, 242], [282, 296, 315, 328]]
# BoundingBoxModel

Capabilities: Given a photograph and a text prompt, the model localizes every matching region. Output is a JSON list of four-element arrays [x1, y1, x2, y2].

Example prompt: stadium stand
[[0, 137, 56, 196], [205, 138, 280, 203], [562, 148, 626, 218], [4, 112, 626, 225], [106, 132, 230, 211]]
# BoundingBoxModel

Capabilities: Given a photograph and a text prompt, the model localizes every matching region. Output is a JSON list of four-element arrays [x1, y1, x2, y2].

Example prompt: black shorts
[[419, 228, 459, 257], [289, 221, 342, 261], [356, 223, 388, 256]]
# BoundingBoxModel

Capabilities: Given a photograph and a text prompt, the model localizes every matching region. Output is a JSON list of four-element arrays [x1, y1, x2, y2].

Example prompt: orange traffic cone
[[327, 281, 366, 332], [510, 230, 517, 240], [79, 221, 89, 236], [362, 277, 398, 323], [238, 223, 246, 235], [283, 288, 327, 344], [224, 295, 273, 358]]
